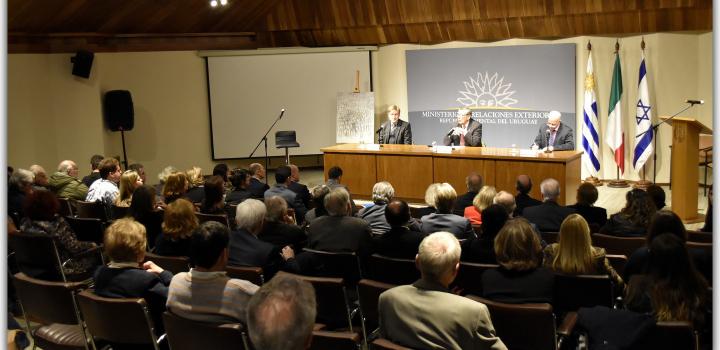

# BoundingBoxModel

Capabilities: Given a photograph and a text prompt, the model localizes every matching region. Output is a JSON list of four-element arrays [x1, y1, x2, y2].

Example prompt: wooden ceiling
[[8, 0, 713, 53]]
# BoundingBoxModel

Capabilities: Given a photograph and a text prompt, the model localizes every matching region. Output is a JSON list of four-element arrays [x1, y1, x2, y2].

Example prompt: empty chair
[[76, 290, 163, 350], [64, 216, 105, 244], [358, 279, 396, 342], [9, 231, 100, 282], [452, 262, 499, 296], [12, 272, 91, 350], [687, 230, 712, 244], [591, 233, 645, 259], [605, 254, 628, 276], [225, 265, 264, 286], [196, 212, 230, 227], [143, 252, 190, 275], [309, 330, 361, 350], [553, 274, 613, 315], [371, 338, 413, 350], [73, 200, 108, 221], [162, 311, 248, 350], [367, 254, 419, 285], [303, 248, 363, 286], [276, 271, 354, 331]]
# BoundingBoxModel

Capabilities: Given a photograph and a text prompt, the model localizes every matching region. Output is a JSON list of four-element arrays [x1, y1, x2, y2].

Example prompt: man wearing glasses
[[531, 110, 575, 151]]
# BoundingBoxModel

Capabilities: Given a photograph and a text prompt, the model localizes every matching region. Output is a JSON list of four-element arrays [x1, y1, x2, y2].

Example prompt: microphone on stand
[[279, 108, 286, 118], [375, 125, 384, 134], [685, 99, 704, 105], [446, 127, 457, 137]]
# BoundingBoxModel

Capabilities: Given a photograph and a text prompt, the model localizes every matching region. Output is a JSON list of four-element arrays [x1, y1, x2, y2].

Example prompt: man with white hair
[[522, 178, 576, 232], [48, 160, 88, 200], [443, 108, 482, 147], [531, 110, 575, 151], [379, 232, 507, 350], [29, 165, 49, 190], [307, 188, 372, 257]]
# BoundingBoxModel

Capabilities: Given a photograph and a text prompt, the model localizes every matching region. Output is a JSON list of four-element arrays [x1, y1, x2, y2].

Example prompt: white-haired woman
[[358, 181, 395, 236]]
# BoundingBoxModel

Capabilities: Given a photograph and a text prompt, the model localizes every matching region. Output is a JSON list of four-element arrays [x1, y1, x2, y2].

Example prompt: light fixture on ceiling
[[210, 0, 228, 7]]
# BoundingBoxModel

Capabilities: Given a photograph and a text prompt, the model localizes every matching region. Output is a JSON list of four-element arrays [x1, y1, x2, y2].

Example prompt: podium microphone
[[279, 108, 286, 118], [686, 99, 704, 105], [375, 125, 384, 134]]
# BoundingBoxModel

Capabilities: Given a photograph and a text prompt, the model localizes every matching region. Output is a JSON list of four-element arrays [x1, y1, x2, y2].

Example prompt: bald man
[[532, 111, 574, 151], [48, 160, 88, 200]]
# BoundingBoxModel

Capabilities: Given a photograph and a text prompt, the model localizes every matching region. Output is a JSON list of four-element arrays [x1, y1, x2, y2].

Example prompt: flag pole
[[608, 39, 629, 188], [583, 40, 602, 186], [635, 37, 653, 189]]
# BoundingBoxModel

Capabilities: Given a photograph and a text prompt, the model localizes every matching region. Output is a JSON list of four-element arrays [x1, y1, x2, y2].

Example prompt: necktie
[[549, 130, 556, 146], [459, 125, 466, 146]]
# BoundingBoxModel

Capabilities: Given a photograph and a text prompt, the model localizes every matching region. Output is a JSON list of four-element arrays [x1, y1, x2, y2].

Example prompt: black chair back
[[591, 233, 645, 259], [303, 248, 363, 286], [633, 321, 697, 350], [687, 230, 712, 243], [605, 254, 628, 276], [309, 330, 361, 350], [541, 231, 559, 244], [358, 279, 396, 341], [58, 197, 74, 217], [368, 254, 419, 285], [196, 212, 230, 227], [226, 265, 264, 286], [65, 216, 105, 244], [452, 262, 499, 296], [553, 274, 613, 315], [111, 205, 130, 220], [9, 232, 65, 281], [276, 271, 353, 331], [73, 200, 108, 221], [144, 252, 190, 275], [162, 312, 248, 350], [12, 272, 86, 325]]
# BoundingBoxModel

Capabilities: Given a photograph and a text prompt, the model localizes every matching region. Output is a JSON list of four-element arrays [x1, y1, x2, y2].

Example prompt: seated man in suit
[[167, 221, 259, 324], [378, 104, 412, 144], [514, 174, 542, 217], [568, 183, 607, 231], [374, 199, 426, 260], [306, 187, 372, 258], [247, 273, 316, 350], [287, 164, 312, 209], [379, 231, 507, 350], [531, 110, 575, 151], [259, 196, 307, 250], [264, 165, 307, 224], [248, 163, 270, 199], [443, 108, 482, 147], [522, 178, 576, 232], [420, 183, 476, 239], [453, 172, 483, 216]]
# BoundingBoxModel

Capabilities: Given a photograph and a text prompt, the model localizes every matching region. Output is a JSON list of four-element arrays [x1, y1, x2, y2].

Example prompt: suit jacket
[[358, 203, 391, 236], [443, 119, 482, 147], [514, 193, 543, 217], [533, 122, 575, 150], [374, 226, 426, 260], [248, 177, 269, 199], [288, 181, 312, 209], [379, 279, 507, 350], [264, 184, 307, 224], [307, 215, 373, 257], [228, 229, 298, 279], [185, 186, 204, 204], [567, 203, 607, 231], [522, 201, 576, 232], [420, 213, 476, 240], [378, 119, 412, 145], [258, 221, 307, 250], [453, 191, 478, 216]]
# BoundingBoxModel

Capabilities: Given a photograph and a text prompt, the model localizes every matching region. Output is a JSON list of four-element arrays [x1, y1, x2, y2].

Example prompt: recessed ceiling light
[[210, 0, 218, 7], [220, 0, 228, 5]]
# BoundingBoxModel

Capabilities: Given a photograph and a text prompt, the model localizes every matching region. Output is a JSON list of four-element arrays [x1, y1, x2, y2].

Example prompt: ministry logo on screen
[[456, 72, 518, 108]]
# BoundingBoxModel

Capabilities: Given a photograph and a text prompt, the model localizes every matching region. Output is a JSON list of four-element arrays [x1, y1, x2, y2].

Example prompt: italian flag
[[606, 53, 625, 174]]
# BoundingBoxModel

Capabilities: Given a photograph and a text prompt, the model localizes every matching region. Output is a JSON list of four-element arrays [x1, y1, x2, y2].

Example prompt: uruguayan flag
[[582, 55, 600, 177], [633, 53, 653, 171]]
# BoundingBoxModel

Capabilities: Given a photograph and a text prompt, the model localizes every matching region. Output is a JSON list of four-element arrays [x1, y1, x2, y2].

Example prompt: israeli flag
[[582, 55, 600, 177], [633, 53, 653, 171]]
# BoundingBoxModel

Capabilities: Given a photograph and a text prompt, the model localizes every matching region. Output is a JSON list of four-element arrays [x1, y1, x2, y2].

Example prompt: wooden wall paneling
[[564, 156, 582, 205], [432, 157, 496, 197], [376, 155, 434, 201], [670, 120, 701, 221], [324, 153, 377, 198], [493, 160, 568, 205]]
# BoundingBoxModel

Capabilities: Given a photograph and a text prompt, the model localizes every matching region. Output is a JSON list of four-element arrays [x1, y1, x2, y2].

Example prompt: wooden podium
[[663, 117, 712, 222]]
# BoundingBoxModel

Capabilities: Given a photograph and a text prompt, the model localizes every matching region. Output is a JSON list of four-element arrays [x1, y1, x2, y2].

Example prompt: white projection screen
[[206, 49, 372, 159]]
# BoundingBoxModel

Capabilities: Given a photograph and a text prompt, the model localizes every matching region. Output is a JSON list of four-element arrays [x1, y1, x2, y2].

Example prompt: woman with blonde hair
[[464, 185, 497, 225], [543, 214, 624, 290], [162, 172, 189, 204], [114, 170, 143, 207], [185, 166, 205, 204], [154, 198, 198, 257]]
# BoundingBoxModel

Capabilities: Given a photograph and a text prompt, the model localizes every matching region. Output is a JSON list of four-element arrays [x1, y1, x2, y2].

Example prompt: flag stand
[[634, 165, 652, 189], [608, 167, 629, 188], [607, 40, 629, 189], [583, 176, 603, 186], [582, 41, 603, 187]]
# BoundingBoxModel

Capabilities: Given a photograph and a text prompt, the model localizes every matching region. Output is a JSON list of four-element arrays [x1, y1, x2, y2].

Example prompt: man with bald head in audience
[[379, 231, 507, 350], [453, 172, 483, 216], [248, 163, 270, 199], [375, 199, 426, 259], [522, 178, 575, 232], [493, 191, 517, 217], [48, 160, 88, 200], [307, 188, 372, 258], [287, 164, 312, 210], [514, 174, 542, 217]]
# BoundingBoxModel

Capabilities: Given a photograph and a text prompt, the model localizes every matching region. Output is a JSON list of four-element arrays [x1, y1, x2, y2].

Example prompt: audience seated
[[306, 188, 373, 257], [8, 169, 34, 221], [19, 190, 98, 277], [304, 185, 330, 224], [461, 204, 508, 264], [625, 233, 710, 336], [513, 174, 542, 217], [601, 188, 656, 237], [114, 170, 143, 207], [374, 199, 426, 259], [48, 160, 88, 200], [155, 166, 178, 199], [264, 165, 307, 224], [184, 166, 205, 204], [29, 164, 49, 191], [199, 176, 226, 215], [94, 218, 173, 335], [358, 181, 395, 236], [413, 183, 440, 218], [624, 210, 711, 282], [420, 183, 476, 239], [228, 199, 298, 278], [248, 163, 270, 199], [128, 163, 147, 184], [259, 196, 307, 250], [464, 185, 496, 225], [493, 191, 517, 217], [379, 232, 507, 350], [225, 168, 253, 204], [453, 172, 483, 216], [81, 154, 103, 188], [542, 214, 624, 290], [646, 184, 666, 211], [247, 273, 316, 350], [162, 172, 190, 205], [325, 165, 358, 214], [568, 183, 607, 231], [482, 218, 553, 303], [212, 163, 231, 193], [522, 178, 575, 232], [86, 157, 122, 209], [129, 185, 164, 249], [167, 221, 259, 323], [288, 164, 312, 209], [155, 199, 198, 257]]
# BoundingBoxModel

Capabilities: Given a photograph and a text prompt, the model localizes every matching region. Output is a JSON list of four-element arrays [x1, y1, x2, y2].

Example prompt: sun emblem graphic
[[456, 72, 518, 108]]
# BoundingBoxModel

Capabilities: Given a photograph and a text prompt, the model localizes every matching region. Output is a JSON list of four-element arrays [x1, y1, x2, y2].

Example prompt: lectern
[[663, 117, 712, 222]]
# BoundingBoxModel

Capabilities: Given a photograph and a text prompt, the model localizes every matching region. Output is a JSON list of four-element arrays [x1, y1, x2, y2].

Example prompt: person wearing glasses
[[531, 110, 575, 151]]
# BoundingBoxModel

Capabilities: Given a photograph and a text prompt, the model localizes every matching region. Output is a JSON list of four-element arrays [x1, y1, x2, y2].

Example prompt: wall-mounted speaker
[[71, 50, 94, 78], [104, 90, 134, 131]]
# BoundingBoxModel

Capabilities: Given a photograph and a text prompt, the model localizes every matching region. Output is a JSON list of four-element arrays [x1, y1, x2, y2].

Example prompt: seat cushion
[[33, 323, 87, 350]]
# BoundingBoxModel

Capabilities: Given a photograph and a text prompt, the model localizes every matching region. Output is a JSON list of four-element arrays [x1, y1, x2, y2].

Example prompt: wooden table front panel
[[494, 160, 569, 205], [376, 155, 434, 200], [433, 157, 496, 196], [323, 153, 376, 198]]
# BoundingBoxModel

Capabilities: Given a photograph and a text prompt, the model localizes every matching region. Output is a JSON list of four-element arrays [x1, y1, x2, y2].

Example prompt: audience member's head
[[472, 185, 497, 213], [465, 173, 483, 193], [212, 163, 230, 182], [289, 164, 301, 182], [202, 175, 225, 208], [249, 163, 265, 179], [230, 168, 251, 190], [646, 184, 666, 210], [433, 183, 457, 214], [186, 166, 204, 187], [324, 188, 351, 216], [328, 166, 343, 180], [311, 185, 331, 216], [162, 198, 198, 240], [162, 172, 189, 201], [235, 199, 266, 234], [90, 154, 104, 171], [516, 175, 533, 194], [371, 181, 395, 204], [493, 191, 516, 216], [190, 221, 230, 270], [480, 204, 509, 241], [247, 273, 317, 350], [576, 182, 599, 206], [416, 231, 461, 286], [23, 190, 59, 221], [29, 165, 48, 187], [118, 170, 143, 203], [98, 158, 121, 182], [621, 188, 657, 228], [423, 183, 441, 209], [57, 160, 79, 179], [553, 214, 594, 274], [104, 218, 147, 263], [647, 210, 687, 245], [129, 185, 157, 220], [540, 178, 561, 202], [128, 163, 146, 184], [385, 199, 411, 227], [157, 166, 177, 184], [494, 218, 542, 271], [9, 169, 34, 194], [265, 196, 288, 223], [275, 165, 292, 185]]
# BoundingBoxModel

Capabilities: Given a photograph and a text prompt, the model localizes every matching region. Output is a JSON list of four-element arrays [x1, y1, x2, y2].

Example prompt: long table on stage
[[321, 144, 583, 205]]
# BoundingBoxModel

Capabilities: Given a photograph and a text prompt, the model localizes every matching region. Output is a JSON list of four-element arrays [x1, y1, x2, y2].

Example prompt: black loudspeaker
[[70, 51, 94, 78], [104, 90, 134, 131]]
